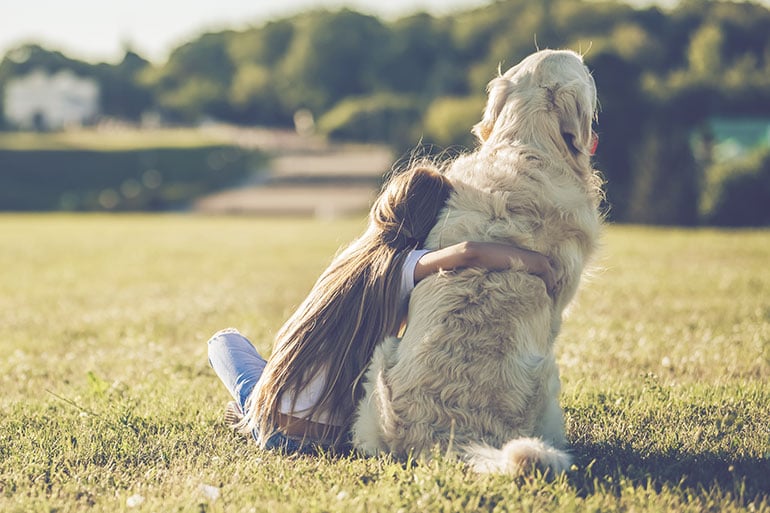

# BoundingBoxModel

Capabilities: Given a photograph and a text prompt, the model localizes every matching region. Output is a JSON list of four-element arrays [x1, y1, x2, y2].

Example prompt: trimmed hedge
[[0, 146, 262, 211]]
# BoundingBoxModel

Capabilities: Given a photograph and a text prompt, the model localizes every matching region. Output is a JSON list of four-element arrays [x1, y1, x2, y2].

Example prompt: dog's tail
[[462, 438, 571, 476]]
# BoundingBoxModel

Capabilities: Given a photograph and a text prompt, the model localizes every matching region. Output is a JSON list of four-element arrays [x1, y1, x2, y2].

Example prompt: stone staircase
[[193, 127, 394, 217]]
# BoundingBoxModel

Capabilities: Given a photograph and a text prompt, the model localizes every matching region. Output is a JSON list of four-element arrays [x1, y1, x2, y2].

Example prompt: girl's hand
[[414, 241, 558, 295]]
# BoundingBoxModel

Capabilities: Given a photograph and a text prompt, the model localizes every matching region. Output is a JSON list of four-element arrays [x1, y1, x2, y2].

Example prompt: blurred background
[[2, 0, 769, 225]]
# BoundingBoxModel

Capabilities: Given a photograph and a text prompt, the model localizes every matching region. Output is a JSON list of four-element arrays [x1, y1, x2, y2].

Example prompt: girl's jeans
[[206, 328, 325, 454], [207, 328, 266, 415]]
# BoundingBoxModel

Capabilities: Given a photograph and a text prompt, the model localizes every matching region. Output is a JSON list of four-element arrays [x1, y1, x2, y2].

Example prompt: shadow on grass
[[569, 440, 770, 501]]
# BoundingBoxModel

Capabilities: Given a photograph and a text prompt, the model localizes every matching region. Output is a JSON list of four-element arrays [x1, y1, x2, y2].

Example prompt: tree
[[142, 32, 235, 122], [585, 50, 647, 222], [226, 20, 296, 124], [628, 117, 700, 226], [380, 13, 460, 96], [700, 147, 770, 226], [229, 64, 288, 125], [228, 19, 294, 67], [278, 9, 390, 114], [97, 50, 153, 121], [688, 23, 724, 78]]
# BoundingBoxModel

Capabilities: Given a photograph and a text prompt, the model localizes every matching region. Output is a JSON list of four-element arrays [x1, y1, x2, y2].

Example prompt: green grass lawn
[[1, 215, 768, 512]]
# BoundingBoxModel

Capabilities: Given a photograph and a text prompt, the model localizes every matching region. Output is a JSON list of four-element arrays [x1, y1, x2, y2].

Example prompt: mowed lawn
[[1, 214, 768, 512]]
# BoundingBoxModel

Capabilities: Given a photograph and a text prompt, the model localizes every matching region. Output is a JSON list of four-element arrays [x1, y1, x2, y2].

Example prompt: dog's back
[[353, 50, 603, 476]]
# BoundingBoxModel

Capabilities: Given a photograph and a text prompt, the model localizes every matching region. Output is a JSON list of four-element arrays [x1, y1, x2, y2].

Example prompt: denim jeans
[[207, 328, 266, 413], [206, 328, 332, 455]]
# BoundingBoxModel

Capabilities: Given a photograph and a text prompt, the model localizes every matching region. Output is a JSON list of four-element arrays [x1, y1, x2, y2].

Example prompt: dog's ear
[[553, 79, 594, 156], [472, 76, 515, 143]]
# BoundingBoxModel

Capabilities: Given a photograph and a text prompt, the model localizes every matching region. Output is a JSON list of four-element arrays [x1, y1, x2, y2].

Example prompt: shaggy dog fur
[[352, 49, 604, 476]]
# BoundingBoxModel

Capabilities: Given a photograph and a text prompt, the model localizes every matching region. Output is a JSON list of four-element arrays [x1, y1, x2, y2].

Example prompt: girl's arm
[[414, 241, 557, 295]]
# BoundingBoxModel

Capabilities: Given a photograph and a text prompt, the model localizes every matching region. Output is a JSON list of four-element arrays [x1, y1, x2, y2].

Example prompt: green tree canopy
[[3, 0, 770, 224], [278, 9, 390, 114]]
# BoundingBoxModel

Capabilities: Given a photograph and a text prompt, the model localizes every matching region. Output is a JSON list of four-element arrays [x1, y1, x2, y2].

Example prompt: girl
[[207, 164, 556, 453]]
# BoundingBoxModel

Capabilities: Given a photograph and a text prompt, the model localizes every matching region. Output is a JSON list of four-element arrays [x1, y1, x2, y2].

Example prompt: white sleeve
[[398, 249, 431, 308]]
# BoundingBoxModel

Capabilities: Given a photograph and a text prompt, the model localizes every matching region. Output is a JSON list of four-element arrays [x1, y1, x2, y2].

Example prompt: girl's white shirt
[[278, 248, 431, 425]]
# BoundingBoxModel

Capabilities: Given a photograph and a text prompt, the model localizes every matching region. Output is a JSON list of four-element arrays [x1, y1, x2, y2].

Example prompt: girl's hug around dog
[[208, 164, 558, 453], [208, 49, 604, 478]]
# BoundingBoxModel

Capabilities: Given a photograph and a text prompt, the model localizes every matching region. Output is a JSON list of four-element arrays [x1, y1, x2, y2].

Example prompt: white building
[[3, 69, 100, 130]]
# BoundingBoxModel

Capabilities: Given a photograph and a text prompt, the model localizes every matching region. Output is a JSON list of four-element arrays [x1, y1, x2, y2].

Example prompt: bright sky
[[2, 0, 492, 64]]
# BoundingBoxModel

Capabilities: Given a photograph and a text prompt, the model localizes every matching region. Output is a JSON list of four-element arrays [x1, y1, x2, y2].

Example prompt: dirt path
[[193, 126, 394, 216]]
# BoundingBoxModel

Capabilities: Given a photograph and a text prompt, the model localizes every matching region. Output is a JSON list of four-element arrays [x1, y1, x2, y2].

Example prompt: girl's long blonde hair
[[245, 164, 453, 447]]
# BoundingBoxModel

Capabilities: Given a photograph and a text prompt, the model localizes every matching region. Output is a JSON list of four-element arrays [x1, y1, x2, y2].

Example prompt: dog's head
[[472, 49, 597, 174]]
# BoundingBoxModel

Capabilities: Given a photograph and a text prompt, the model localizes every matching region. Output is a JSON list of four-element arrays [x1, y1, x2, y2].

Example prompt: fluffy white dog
[[352, 49, 604, 476]]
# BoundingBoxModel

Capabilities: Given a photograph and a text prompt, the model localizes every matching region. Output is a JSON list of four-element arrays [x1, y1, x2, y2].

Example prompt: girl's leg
[[208, 329, 335, 455], [207, 328, 267, 413]]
